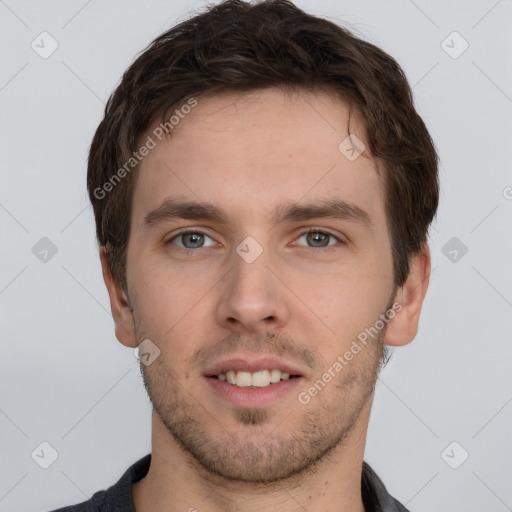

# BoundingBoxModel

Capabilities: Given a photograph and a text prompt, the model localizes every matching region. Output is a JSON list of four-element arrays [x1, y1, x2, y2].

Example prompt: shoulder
[[47, 454, 151, 512], [48, 489, 108, 512], [361, 461, 412, 512]]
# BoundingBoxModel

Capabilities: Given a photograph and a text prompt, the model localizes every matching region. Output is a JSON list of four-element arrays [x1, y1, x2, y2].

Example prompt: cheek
[[131, 264, 214, 349], [304, 272, 389, 349]]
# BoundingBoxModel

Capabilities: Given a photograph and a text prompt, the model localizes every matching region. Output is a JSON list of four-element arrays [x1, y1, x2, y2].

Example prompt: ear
[[99, 246, 138, 348], [385, 243, 431, 347]]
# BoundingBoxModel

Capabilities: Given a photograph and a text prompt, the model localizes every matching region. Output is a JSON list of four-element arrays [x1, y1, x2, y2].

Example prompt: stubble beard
[[136, 320, 388, 485]]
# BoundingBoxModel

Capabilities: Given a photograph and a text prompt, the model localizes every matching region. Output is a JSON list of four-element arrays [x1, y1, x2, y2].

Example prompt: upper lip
[[203, 356, 307, 377]]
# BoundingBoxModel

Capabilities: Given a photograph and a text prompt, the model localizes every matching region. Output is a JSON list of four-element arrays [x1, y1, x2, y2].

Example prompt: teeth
[[252, 370, 270, 387], [270, 369, 281, 383], [236, 371, 252, 387], [216, 369, 293, 387]]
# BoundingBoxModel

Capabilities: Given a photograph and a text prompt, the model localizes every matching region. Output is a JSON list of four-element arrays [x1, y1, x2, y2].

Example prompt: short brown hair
[[88, 0, 439, 292]]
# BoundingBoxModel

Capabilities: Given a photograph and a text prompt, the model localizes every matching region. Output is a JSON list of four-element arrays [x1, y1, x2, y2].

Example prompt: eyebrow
[[143, 198, 373, 231]]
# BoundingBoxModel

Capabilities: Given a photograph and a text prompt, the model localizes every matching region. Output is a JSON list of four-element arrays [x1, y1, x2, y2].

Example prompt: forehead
[[132, 87, 385, 231]]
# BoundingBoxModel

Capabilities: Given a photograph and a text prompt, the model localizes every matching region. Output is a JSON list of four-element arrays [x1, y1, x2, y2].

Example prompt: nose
[[214, 246, 290, 333]]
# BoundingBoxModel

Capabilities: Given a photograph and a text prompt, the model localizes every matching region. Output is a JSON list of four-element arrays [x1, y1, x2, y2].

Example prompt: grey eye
[[169, 231, 216, 249], [296, 231, 339, 248]]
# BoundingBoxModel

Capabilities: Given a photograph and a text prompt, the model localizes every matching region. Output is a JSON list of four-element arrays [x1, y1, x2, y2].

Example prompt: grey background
[[1, 0, 511, 510]]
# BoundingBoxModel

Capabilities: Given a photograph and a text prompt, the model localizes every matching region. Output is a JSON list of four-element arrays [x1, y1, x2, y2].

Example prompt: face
[[123, 88, 398, 483]]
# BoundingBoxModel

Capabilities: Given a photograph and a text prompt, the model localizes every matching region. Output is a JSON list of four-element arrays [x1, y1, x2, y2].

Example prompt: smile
[[214, 369, 297, 388]]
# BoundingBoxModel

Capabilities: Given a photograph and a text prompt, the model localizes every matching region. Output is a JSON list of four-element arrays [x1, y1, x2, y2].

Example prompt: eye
[[294, 228, 343, 249], [167, 230, 217, 249], [166, 228, 343, 251]]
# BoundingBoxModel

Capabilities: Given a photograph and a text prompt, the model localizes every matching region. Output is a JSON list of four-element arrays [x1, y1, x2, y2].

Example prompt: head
[[90, 0, 438, 484]]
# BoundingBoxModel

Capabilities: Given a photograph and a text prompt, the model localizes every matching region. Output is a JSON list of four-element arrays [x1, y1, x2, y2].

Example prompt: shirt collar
[[118, 454, 410, 512]]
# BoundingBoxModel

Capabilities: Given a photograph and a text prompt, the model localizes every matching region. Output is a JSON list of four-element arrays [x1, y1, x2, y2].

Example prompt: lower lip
[[204, 376, 303, 407]]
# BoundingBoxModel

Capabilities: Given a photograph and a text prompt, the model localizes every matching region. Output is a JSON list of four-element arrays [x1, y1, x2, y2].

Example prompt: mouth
[[208, 369, 301, 388], [203, 357, 306, 407]]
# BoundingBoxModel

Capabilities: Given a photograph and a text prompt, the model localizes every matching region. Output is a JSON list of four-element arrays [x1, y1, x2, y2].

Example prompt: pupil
[[308, 232, 328, 247], [186, 233, 203, 248]]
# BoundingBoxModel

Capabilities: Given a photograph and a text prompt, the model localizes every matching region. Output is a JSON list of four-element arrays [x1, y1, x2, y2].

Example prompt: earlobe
[[99, 247, 138, 348], [384, 244, 431, 347]]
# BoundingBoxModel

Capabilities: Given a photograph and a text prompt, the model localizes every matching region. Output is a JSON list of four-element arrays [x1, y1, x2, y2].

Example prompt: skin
[[101, 87, 431, 512]]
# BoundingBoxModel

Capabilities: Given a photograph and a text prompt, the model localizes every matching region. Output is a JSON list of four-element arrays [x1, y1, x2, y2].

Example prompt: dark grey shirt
[[49, 454, 410, 511]]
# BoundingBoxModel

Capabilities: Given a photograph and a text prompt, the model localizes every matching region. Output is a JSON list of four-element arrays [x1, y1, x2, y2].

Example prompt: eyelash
[[166, 227, 344, 252]]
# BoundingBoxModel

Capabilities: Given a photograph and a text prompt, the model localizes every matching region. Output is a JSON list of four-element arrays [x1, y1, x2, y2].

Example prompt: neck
[[132, 401, 371, 512]]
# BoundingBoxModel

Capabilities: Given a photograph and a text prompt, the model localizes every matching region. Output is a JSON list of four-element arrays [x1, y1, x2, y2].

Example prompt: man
[[51, 0, 438, 510]]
